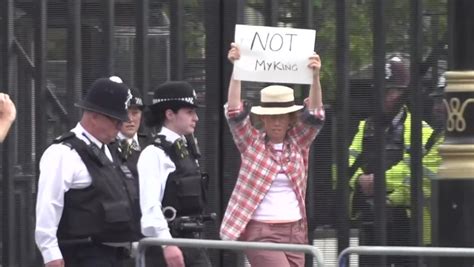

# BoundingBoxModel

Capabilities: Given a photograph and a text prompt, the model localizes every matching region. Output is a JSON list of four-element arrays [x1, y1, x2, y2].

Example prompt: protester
[[220, 43, 325, 267]]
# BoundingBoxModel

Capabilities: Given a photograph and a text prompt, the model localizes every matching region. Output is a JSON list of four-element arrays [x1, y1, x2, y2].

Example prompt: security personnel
[[350, 54, 413, 266], [35, 77, 141, 267], [114, 86, 147, 181], [138, 81, 212, 267], [109, 81, 148, 267]]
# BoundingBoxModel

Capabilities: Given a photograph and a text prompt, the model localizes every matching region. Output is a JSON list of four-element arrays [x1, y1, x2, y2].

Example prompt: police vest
[[113, 133, 149, 179], [56, 133, 141, 242], [110, 133, 149, 236], [350, 112, 442, 244], [153, 135, 207, 217]]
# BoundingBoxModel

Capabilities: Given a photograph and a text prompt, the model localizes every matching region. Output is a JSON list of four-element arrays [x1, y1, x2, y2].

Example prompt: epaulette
[[152, 135, 173, 156], [53, 131, 76, 144], [138, 132, 148, 138]]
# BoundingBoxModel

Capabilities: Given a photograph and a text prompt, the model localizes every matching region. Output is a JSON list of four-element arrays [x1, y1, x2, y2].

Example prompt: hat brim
[[251, 105, 303, 115], [75, 101, 129, 122]]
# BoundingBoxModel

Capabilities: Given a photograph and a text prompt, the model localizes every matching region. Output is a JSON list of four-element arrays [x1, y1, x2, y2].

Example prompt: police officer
[[115, 85, 147, 180], [138, 81, 212, 267], [350, 54, 412, 266], [109, 80, 148, 267], [35, 77, 141, 267]]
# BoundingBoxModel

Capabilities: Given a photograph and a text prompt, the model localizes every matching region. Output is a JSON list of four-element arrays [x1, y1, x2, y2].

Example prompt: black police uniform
[[35, 76, 138, 267], [56, 132, 141, 266], [114, 133, 149, 179], [145, 134, 212, 267], [112, 133, 149, 234], [352, 107, 414, 266]]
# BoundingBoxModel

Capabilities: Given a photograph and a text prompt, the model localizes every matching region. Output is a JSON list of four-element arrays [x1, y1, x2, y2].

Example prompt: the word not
[[250, 32, 298, 52], [255, 60, 298, 71]]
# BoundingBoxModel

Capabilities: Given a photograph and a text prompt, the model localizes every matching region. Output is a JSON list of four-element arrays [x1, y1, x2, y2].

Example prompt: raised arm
[[306, 53, 323, 111], [0, 93, 16, 143], [227, 43, 242, 110]]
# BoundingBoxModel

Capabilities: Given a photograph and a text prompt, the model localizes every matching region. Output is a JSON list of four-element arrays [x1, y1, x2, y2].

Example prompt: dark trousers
[[60, 243, 130, 267], [356, 204, 415, 266], [145, 245, 211, 267], [352, 182, 416, 267], [145, 230, 211, 266]]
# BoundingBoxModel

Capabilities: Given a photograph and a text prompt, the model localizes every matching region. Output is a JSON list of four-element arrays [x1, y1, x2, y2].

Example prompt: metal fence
[[0, 0, 452, 266], [135, 237, 325, 267], [338, 246, 474, 267]]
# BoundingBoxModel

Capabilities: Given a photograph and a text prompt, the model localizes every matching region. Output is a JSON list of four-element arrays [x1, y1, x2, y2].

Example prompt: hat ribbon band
[[260, 101, 295, 108]]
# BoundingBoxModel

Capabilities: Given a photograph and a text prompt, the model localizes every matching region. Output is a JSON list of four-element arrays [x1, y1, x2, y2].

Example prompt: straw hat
[[251, 85, 303, 115]]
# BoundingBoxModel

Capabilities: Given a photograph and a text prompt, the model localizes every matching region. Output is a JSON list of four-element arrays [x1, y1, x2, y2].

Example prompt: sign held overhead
[[234, 24, 316, 84]]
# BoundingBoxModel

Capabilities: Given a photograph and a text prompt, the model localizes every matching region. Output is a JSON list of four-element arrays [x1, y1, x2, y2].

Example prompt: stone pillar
[[437, 71, 474, 266]]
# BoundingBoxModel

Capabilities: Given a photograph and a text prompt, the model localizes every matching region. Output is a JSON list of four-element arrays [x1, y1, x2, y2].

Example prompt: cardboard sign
[[234, 24, 316, 84]]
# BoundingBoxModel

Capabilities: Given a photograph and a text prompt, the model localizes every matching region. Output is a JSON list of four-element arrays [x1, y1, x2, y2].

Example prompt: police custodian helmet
[[129, 87, 145, 110], [75, 76, 132, 122], [385, 54, 410, 89]]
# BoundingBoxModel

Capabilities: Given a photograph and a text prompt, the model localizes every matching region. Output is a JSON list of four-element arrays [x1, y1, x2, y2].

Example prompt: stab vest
[[153, 135, 207, 218], [361, 107, 407, 173], [56, 132, 141, 242]]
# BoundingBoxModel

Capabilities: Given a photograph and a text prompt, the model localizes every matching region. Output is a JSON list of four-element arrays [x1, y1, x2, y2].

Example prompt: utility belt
[[353, 194, 410, 224], [163, 206, 217, 238], [59, 236, 132, 249], [59, 237, 133, 258]]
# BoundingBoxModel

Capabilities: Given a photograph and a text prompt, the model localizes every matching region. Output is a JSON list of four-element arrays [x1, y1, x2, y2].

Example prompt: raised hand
[[308, 53, 322, 78], [228, 42, 241, 64], [0, 93, 16, 122]]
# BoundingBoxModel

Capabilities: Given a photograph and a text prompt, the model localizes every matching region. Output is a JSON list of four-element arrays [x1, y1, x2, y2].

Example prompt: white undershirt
[[252, 143, 302, 221]]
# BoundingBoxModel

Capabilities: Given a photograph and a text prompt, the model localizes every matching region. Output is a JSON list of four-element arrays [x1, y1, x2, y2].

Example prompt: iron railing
[[135, 237, 325, 267]]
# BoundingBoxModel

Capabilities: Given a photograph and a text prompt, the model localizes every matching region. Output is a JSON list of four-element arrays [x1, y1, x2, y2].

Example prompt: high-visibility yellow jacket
[[349, 111, 442, 245]]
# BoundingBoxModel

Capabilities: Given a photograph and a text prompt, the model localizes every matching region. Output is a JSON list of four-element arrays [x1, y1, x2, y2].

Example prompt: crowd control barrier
[[338, 246, 474, 267], [135, 237, 325, 267]]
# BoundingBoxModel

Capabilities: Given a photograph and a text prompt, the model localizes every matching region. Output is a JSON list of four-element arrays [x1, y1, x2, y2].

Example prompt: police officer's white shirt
[[117, 131, 140, 149], [138, 126, 183, 240], [35, 123, 113, 263]]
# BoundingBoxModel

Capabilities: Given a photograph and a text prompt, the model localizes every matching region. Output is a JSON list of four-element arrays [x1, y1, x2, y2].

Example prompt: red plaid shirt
[[220, 102, 325, 240]]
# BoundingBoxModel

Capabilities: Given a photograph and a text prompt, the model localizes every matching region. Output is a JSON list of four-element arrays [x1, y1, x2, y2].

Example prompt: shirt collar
[[117, 132, 139, 145], [74, 123, 104, 148], [159, 126, 184, 144]]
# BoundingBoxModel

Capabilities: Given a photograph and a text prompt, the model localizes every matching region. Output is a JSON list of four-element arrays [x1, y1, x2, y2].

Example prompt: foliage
[[175, 0, 447, 102], [243, 0, 447, 101]]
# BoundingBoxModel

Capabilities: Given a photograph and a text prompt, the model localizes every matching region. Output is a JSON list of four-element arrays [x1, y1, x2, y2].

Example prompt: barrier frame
[[135, 237, 325, 267], [338, 246, 474, 267]]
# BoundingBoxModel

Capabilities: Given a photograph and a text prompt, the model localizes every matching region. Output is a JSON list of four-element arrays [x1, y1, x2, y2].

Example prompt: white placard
[[234, 24, 316, 84]]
